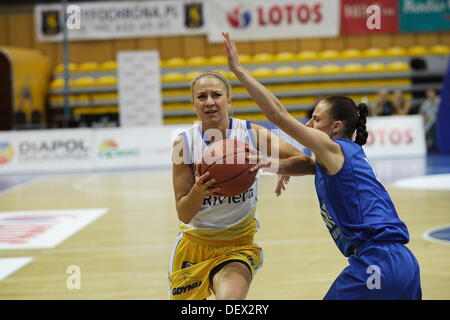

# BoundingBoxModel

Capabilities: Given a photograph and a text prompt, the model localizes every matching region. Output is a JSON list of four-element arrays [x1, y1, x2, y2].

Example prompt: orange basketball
[[199, 139, 258, 197]]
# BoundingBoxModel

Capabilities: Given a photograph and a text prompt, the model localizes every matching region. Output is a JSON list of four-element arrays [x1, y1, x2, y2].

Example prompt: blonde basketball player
[[169, 71, 315, 300]]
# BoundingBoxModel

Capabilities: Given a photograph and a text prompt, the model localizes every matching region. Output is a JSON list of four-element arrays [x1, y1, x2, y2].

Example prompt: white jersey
[[178, 117, 259, 240]]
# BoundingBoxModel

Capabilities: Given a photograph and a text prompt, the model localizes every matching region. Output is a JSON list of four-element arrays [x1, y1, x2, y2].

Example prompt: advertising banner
[[205, 0, 340, 43], [340, 0, 399, 35], [93, 125, 187, 169], [0, 129, 94, 174], [363, 115, 426, 159], [0, 125, 189, 174], [118, 50, 162, 128], [35, 0, 206, 42], [0, 208, 107, 250], [0, 117, 425, 175], [399, 0, 450, 32]]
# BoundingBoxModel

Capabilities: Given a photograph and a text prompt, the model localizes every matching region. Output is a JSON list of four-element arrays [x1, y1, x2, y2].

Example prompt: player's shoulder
[[231, 118, 269, 137], [333, 138, 363, 156], [173, 130, 190, 149], [173, 124, 197, 145]]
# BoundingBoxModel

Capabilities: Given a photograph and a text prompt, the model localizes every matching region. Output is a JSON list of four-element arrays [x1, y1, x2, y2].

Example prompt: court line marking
[[0, 177, 40, 197], [72, 174, 98, 190], [0, 237, 332, 256], [0, 257, 34, 281], [391, 173, 450, 190], [422, 224, 450, 246], [72, 174, 174, 198], [0, 235, 427, 256], [1, 169, 171, 199]]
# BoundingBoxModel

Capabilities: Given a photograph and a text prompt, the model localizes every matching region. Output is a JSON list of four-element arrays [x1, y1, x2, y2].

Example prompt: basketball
[[199, 139, 258, 197]]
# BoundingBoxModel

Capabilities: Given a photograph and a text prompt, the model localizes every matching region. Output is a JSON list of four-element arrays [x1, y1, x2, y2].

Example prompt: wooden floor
[[0, 167, 449, 300]]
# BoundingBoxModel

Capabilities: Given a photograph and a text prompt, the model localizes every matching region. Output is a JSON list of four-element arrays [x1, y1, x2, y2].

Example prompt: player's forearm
[[277, 155, 316, 176], [233, 67, 289, 125], [176, 189, 204, 224]]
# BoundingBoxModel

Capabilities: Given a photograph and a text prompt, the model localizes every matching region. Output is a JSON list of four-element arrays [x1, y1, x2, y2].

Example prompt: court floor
[[0, 155, 449, 300]]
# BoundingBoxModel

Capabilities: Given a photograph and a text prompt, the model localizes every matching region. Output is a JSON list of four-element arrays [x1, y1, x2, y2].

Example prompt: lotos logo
[[226, 4, 323, 29], [257, 4, 323, 25], [0, 142, 14, 164], [366, 129, 414, 146], [227, 5, 252, 28]]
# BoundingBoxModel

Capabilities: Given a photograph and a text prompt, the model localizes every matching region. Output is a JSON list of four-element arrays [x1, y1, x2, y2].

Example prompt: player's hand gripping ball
[[199, 139, 258, 197]]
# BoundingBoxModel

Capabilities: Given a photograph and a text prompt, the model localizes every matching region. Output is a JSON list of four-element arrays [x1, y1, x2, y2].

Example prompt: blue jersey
[[314, 139, 410, 257]]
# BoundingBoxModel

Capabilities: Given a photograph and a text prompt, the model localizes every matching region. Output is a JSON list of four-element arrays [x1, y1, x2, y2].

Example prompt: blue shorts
[[324, 241, 422, 300]]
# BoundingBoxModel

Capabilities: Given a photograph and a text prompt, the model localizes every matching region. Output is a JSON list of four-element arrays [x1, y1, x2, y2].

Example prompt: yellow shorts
[[168, 232, 263, 300]]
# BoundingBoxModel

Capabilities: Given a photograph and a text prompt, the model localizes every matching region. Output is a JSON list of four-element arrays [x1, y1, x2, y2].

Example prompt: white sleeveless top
[[178, 117, 259, 241]]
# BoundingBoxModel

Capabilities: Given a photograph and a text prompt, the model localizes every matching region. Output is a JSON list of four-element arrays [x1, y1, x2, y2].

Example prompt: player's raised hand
[[222, 32, 242, 74]]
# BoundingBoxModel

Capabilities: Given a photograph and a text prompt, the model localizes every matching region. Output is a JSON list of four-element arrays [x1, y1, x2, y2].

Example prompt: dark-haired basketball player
[[169, 71, 315, 300], [223, 32, 422, 300]]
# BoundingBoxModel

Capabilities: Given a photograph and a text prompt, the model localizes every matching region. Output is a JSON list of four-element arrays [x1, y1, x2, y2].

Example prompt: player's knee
[[217, 290, 246, 300], [214, 281, 248, 300], [213, 262, 251, 300]]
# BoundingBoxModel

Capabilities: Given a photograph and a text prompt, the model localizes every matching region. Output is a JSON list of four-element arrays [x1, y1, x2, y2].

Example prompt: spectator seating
[[48, 44, 449, 125]]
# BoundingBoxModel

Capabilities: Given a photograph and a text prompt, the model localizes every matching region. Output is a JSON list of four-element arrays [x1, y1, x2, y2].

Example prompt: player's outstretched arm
[[223, 32, 338, 172], [249, 123, 315, 176]]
